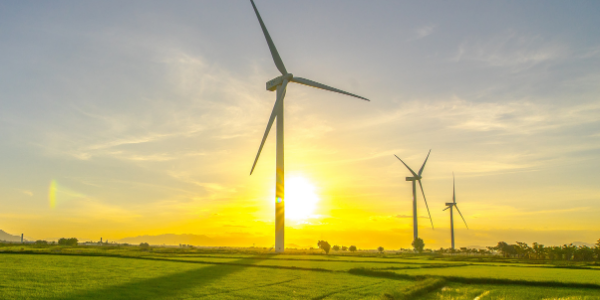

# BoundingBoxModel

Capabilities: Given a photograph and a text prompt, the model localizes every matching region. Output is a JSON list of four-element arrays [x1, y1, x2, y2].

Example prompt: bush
[[139, 242, 150, 249], [34, 240, 48, 246], [58, 238, 78, 246]]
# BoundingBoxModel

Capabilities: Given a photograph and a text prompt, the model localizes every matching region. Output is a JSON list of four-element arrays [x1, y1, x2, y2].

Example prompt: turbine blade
[[394, 155, 418, 177], [418, 179, 434, 229], [443, 206, 450, 211], [418, 149, 431, 177], [250, 0, 287, 75], [455, 205, 468, 229], [250, 80, 288, 175], [453, 172, 456, 203], [291, 77, 369, 101]]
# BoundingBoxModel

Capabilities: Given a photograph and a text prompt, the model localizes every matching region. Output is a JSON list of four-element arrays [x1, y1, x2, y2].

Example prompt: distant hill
[[118, 234, 216, 246], [571, 241, 595, 248], [0, 230, 23, 242]]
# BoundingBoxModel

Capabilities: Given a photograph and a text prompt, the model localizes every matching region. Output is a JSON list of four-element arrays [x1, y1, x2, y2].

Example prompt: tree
[[332, 245, 340, 251], [349, 245, 357, 252], [341, 246, 348, 251], [377, 246, 384, 253], [318, 240, 331, 254], [495, 241, 508, 257], [532, 242, 545, 260], [515, 241, 533, 259], [548, 246, 563, 260], [495, 241, 517, 258], [575, 246, 594, 261], [412, 238, 425, 253], [139, 242, 150, 249], [562, 243, 576, 261]]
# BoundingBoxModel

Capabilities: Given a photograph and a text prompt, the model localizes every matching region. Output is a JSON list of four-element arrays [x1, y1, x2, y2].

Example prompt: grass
[[382, 278, 447, 300], [2, 245, 600, 299], [0, 254, 413, 300], [420, 282, 600, 300], [388, 265, 600, 286]]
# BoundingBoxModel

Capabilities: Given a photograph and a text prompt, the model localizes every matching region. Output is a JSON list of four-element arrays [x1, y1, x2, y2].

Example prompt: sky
[[0, 0, 599, 249]]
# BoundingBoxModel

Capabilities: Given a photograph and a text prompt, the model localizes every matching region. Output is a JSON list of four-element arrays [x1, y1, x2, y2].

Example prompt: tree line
[[317, 240, 357, 254], [490, 240, 600, 261]]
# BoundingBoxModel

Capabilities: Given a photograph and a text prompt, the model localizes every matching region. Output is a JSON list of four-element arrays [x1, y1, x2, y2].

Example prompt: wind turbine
[[394, 150, 434, 243], [444, 173, 468, 250], [248, 0, 369, 253]]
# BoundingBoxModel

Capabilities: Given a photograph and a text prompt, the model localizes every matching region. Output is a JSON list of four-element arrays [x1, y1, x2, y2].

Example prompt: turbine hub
[[405, 175, 422, 181], [266, 73, 293, 91]]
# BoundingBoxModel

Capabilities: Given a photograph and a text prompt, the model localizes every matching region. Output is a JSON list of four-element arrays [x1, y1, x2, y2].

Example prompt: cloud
[[415, 24, 436, 39], [369, 215, 429, 221], [453, 31, 566, 70], [20, 190, 33, 197], [395, 214, 430, 219]]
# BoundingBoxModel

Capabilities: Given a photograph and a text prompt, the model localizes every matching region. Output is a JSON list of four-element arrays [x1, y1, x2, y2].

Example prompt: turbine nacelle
[[266, 73, 293, 91], [445, 202, 455, 206], [395, 151, 434, 232]]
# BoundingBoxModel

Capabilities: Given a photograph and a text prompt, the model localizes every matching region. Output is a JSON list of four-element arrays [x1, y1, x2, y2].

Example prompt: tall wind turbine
[[249, 0, 369, 253], [444, 173, 468, 250], [394, 150, 434, 243]]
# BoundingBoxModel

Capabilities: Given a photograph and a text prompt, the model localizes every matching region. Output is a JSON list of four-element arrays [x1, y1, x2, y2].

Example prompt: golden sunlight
[[285, 176, 320, 220]]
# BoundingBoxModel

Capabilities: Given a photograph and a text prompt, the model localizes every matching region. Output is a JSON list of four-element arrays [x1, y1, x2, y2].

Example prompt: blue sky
[[0, 1, 599, 248]]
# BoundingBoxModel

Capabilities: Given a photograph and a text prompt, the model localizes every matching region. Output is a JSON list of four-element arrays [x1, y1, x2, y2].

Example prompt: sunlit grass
[[0, 254, 411, 300], [2, 245, 600, 299]]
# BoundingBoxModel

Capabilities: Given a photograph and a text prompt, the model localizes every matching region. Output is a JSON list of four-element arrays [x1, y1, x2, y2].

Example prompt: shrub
[[34, 240, 48, 246], [58, 238, 78, 246]]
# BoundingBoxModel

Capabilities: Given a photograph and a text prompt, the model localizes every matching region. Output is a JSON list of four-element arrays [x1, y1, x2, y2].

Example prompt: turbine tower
[[394, 150, 434, 243], [443, 173, 468, 250], [249, 0, 369, 253]]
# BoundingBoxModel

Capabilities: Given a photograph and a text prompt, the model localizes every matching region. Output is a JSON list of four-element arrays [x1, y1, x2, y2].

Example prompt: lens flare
[[48, 180, 86, 209]]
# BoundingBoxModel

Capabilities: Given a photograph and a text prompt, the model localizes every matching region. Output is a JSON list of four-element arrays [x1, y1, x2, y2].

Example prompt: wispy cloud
[[415, 24, 436, 39], [19, 190, 33, 197], [453, 31, 566, 71]]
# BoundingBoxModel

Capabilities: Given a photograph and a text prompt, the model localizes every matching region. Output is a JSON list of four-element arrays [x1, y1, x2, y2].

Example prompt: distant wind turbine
[[249, 0, 370, 253], [443, 173, 468, 250], [394, 150, 434, 243]]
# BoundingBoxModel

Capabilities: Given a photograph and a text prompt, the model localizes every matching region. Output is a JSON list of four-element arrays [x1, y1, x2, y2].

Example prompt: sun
[[285, 176, 320, 220]]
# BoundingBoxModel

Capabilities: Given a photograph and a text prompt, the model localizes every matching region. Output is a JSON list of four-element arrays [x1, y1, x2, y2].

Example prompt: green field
[[1, 246, 600, 299]]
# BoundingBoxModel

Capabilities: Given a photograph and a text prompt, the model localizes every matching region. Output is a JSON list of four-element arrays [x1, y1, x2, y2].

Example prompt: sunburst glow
[[285, 176, 320, 220]]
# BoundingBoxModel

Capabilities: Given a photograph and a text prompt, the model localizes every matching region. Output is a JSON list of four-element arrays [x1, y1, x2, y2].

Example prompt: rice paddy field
[[1, 245, 600, 299]]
